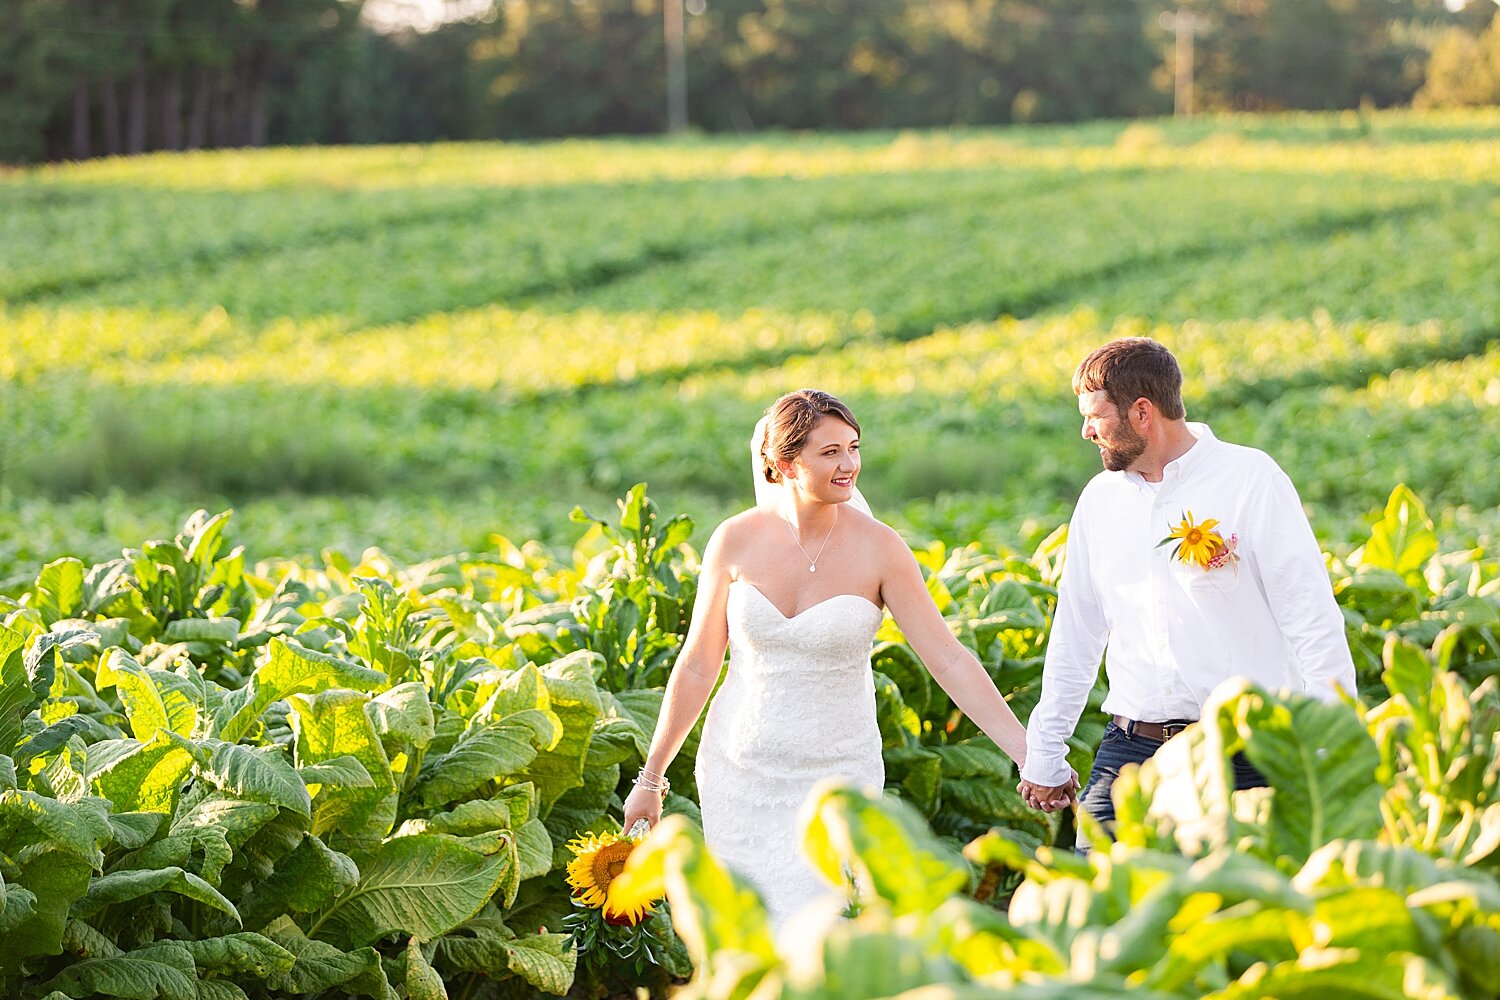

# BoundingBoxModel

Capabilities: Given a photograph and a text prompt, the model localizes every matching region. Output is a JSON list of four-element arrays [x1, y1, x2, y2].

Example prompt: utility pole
[[1160, 9, 1210, 118], [665, 0, 687, 133]]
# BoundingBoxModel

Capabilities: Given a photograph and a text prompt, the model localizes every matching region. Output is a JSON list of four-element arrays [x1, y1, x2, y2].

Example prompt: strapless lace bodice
[[696, 580, 885, 927]]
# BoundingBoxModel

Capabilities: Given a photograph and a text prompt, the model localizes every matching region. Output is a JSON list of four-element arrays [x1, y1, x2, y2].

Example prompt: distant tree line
[[1, 0, 1496, 164]]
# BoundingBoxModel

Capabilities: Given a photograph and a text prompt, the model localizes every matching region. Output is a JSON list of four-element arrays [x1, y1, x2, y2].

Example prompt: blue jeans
[[1076, 721, 1267, 851]]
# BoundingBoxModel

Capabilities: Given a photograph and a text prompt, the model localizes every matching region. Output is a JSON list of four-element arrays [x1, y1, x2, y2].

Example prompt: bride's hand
[[621, 783, 664, 836]]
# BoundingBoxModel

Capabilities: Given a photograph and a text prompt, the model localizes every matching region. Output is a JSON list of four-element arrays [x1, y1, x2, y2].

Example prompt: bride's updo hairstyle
[[760, 389, 861, 484]]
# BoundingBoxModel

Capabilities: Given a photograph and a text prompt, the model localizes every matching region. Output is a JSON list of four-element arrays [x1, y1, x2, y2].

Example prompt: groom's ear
[[1131, 397, 1154, 426]]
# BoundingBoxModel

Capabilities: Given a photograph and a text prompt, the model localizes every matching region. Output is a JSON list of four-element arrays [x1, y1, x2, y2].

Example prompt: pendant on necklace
[[809, 565, 817, 573]]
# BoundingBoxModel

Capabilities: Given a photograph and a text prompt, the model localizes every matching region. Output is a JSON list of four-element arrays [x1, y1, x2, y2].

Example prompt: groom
[[1017, 338, 1357, 844]]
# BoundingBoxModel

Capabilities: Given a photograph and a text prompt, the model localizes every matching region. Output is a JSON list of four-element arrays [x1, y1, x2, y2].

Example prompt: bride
[[621, 388, 1066, 927]]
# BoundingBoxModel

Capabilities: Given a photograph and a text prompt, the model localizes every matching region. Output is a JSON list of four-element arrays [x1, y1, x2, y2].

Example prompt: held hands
[[1017, 769, 1080, 813]]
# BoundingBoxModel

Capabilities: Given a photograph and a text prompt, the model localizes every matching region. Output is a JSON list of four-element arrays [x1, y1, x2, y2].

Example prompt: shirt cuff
[[1020, 754, 1073, 788]]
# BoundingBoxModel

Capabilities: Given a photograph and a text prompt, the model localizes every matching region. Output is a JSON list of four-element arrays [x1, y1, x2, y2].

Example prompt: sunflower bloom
[[565, 832, 656, 927], [1160, 511, 1225, 568]]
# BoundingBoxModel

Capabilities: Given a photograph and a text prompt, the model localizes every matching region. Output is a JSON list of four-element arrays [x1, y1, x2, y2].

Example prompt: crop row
[[13, 108, 1500, 193], [5, 303, 1492, 552]]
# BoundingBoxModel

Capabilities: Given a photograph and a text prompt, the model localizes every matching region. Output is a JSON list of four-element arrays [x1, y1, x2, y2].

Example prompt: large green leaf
[[368, 681, 435, 751], [261, 917, 397, 999], [0, 887, 36, 938], [298, 755, 375, 790], [436, 929, 576, 996], [238, 833, 360, 929], [1149, 907, 1301, 993], [114, 824, 234, 888], [169, 794, 279, 848], [90, 733, 196, 815], [1360, 484, 1438, 591], [217, 638, 386, 743], [930, 739, 1011, 779], [473, 663, 548, 725], [179, 932, 297, 979], [1301, 841, 1500, 996], [1106, 851, 1310, 987], [1, 850, 92, 972], [581, 715, 639, 769], [514, 651, 603, 813], [201, 741, 312, 817], [883, 745, 943, 816], [1205, 949, 1460, 999], [802, 782, 970, 916], [162, 617, 240, 644], [14, 714, 96, 769], [1312, 886, 1422, 952], [0, 788, 110, 868], [104, 650, 202, 743], [1126, 711, 1240, 857], [609, 688, 663, 759], [1227, 686, 1383, 863], [73, 866, 240, 923], [0, 624, 38, 757], [62, 914, 124, 959], [515, 819, 553, 881], [307, 832, 514, 949], [404, 935, 448, 1000], [921, 894, 1067, 981], [783, 921, 966, 998], [40, 941, 200, 1000], [412, 721, 543, 809], [894, 983, 1182, 1000], [35, 558, 85, 627], [412, 783, 536, 837], [287, 689, 397, 853], [542, 760, 618, 838], [1007, 872, 1124, 959]]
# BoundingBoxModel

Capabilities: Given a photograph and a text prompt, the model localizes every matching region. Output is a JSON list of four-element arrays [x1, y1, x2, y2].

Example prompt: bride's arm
[[621, 524, 735, 832], [876, 525, 1031, 769]]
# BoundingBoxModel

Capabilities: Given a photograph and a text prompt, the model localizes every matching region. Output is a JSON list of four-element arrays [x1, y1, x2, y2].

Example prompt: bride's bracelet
[[633, 768, 670, 795]]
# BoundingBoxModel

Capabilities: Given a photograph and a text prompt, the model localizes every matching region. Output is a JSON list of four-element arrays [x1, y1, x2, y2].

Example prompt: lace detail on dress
[[696, 581, 884, 928]]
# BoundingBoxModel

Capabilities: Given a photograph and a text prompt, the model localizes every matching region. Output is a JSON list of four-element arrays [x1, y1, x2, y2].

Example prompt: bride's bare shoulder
[[842, 504, 903, 544], [707, 508, 775, 554]]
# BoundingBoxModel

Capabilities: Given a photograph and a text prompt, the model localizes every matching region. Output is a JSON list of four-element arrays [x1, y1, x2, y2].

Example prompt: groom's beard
[[1099, 423, 1147, 472]]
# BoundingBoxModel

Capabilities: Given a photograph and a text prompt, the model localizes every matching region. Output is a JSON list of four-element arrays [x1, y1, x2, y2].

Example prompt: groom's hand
[[1018, 772, 1078, 813]]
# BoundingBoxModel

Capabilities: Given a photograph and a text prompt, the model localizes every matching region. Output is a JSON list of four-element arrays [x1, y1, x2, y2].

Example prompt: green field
[[4, 108, 1500, 577], [3, 113, 1500, 997]]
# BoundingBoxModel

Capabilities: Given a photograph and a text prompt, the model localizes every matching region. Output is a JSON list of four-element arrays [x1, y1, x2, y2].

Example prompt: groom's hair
[[762, 389, 861, 483], [1072, 338, 1185, 420]]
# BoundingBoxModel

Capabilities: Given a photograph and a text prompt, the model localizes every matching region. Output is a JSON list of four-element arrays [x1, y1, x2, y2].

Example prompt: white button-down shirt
[[1020, 423, 1358, 787]]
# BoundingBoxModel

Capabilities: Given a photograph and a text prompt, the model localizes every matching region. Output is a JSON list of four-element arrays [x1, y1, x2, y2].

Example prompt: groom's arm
[[1021, 507, 1109, 790], [1246, 459, 1357, 702]]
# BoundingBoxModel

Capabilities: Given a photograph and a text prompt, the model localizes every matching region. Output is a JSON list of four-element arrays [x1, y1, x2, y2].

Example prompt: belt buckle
[[1161, 721, 1188, 740]]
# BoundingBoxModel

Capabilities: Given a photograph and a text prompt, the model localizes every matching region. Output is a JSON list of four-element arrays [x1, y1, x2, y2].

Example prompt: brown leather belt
[[1114, 715, 1195, 742]]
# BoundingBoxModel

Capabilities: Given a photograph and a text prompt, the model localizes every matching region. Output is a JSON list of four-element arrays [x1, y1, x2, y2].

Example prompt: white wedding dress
[[695, 579, 885, 928]]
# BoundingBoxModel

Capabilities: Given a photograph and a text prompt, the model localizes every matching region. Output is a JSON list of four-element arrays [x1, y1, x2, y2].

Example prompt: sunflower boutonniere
[[1158, 511, 1239, 572]]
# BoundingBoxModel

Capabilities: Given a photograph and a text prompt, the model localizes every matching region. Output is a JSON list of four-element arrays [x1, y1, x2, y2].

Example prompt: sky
[[362, 0, 496, 33]]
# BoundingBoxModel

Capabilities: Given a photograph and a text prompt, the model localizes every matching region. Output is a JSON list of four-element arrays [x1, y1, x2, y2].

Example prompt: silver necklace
[[786, 506, 838, 573]]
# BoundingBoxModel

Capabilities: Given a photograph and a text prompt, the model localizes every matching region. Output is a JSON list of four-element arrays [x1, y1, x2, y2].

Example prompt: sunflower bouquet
[[561, 829, 687, 988]]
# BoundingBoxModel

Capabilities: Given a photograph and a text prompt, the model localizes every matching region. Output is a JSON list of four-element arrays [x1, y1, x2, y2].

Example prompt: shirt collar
[[1129, 422, 1217, 486]]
